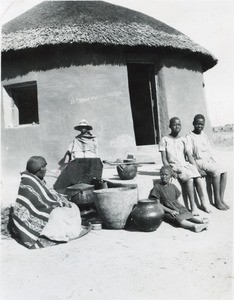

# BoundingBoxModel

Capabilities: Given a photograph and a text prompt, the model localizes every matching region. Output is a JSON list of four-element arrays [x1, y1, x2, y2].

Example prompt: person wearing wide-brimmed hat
[[10, 156, 90, 249], [64, 120, 98, 163]]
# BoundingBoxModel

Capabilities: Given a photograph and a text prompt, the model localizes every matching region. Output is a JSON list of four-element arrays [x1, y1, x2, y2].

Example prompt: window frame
[[3, 81, 39, 128]]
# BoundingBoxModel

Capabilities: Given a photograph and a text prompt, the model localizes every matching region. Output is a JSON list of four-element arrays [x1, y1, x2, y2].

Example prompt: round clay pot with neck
[[116, 164, 138, 180], [130, 199, 165, 232]]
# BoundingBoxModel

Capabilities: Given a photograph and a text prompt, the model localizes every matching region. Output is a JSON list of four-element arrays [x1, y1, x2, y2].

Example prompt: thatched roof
[[2, 0, 217, 71]]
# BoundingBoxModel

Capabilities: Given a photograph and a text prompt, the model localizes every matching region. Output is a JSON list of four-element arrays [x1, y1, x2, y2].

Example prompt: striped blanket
[[12, 171, 67, 249]]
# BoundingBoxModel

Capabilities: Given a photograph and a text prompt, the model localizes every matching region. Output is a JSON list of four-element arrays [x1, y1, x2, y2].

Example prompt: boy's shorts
[[172, 163, 201, 182], [195, 159, 227, 177]]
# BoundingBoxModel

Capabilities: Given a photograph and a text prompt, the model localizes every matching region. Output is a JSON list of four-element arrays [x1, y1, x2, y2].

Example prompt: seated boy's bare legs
[[194, 178, 212, 213], [220, 172, 229, 208], [185, 179, 199, 216], [205, 176, 214, 205], [212, 176, 228, 210], [179, 219, 208, 232]]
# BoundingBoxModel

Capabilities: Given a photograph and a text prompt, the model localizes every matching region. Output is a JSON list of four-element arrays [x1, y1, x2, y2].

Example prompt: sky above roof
[[1, 0, 234, 126]]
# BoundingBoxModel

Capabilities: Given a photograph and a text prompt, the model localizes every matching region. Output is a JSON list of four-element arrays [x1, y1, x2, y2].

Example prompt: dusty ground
[[0, 146, 233, 300]]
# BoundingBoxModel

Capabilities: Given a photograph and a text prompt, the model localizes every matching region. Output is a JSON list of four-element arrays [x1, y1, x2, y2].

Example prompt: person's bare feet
[[200, 205, 212, 213], [191, 210, 199, 216], [194, 224, 208, 232], [221, 201, 230, 209], [193, 217, 209, 224], [214, 203, 228, 210], [201, 217, 209, 224]]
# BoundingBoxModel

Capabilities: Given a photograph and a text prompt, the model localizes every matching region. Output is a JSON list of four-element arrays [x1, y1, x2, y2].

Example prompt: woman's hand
[[59, 195, 72, 208], [172, 171, 178, 179], [62, 200, 72, 208]]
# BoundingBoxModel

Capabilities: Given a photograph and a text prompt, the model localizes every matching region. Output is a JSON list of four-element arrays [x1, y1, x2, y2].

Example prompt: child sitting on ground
[[159, 117, 211, 215], [149, 165, 209, 233], [186, 114, 229, 210]]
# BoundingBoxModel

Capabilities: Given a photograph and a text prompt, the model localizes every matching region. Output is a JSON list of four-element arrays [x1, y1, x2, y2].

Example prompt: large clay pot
[[93, 187, 138, 229], [131, 199, 165, 232], [117, 165, 138, 180]]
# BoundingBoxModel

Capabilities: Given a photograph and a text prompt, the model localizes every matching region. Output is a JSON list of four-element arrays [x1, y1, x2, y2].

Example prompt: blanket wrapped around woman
[[12, 171, 82, 249]]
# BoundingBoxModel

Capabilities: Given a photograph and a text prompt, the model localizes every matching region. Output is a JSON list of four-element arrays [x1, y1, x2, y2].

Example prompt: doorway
[[127, 63, 159, 145]]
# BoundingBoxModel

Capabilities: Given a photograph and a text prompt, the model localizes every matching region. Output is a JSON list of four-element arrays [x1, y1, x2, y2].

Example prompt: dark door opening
[[127, 63, 159, 146]]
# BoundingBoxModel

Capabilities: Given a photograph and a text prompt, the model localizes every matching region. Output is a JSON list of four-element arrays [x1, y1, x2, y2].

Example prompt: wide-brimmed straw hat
[[74, 119, 93, 131]]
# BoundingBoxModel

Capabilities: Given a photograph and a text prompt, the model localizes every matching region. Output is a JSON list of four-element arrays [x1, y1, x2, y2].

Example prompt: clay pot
[[130, 199, 165, 232], [93, 187, 138, 229], [117, 164, 138, 180]]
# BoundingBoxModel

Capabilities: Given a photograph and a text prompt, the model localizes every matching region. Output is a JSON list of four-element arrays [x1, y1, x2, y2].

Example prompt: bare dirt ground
[[0, 144, 233, 300]]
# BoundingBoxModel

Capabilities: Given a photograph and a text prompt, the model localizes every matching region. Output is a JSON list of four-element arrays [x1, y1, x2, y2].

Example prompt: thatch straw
[[2, 1, 217, 70]]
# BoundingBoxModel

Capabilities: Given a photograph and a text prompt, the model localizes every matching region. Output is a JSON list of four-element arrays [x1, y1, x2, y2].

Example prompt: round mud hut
[[1, 0, 217, 178]]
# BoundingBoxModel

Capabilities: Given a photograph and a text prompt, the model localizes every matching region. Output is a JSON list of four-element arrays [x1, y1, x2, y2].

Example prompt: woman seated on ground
[[64, 119, 98, 163], [11, 156, 88, 249]]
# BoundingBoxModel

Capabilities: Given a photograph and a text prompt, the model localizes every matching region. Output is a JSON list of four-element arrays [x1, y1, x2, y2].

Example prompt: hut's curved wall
[[1, 52, 137, 179], [1, 46, 211, 182], [157, 55, 212, 137]]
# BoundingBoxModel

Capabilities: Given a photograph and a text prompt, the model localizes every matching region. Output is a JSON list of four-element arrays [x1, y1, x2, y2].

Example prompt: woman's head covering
[[26, 156, 47, 174], [74, 119, 93, 131]]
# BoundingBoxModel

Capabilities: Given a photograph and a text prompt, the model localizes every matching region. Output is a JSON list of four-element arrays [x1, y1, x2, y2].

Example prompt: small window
[[3, 81, 39, 127]]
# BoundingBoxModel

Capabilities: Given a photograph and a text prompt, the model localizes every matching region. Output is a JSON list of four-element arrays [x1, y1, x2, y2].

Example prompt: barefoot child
[[186, 114, 229, 210], [149, 166, 209, 232], [159, 117, 211, 215]]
